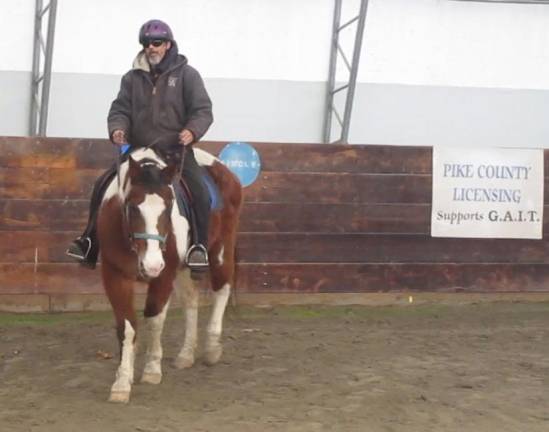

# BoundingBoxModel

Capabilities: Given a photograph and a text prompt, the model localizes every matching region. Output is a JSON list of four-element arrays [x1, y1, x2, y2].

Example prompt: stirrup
[[65, 237, 92, 260], [185, 244, 209, 270]]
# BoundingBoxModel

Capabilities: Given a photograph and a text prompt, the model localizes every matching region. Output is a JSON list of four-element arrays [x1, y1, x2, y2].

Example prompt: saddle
[[173, 167, 223, 220]]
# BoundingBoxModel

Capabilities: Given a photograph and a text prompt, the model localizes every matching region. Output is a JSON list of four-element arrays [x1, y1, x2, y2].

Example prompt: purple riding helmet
[[138, 19, 173, 44]]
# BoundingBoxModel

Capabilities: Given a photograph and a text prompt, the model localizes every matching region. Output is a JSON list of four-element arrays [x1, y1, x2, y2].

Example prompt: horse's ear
[[128, 156, 141, 178], [161, 163, 178, 185]]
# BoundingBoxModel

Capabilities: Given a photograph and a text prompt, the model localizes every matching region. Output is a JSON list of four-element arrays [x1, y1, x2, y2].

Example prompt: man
[[66, 19, 213, 272]]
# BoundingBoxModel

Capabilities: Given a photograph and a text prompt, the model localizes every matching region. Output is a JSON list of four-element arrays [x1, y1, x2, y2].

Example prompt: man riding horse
[[67, 19, 211, 274]]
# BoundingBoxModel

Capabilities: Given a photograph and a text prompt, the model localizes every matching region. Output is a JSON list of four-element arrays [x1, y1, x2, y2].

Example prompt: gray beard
[[147, 53, 162, 66]]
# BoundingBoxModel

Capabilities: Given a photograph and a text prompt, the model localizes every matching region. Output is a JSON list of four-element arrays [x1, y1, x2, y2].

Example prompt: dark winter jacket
[[108, 42, 213, 149]]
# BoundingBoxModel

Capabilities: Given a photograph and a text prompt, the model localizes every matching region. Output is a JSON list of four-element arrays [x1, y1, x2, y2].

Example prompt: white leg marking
[[204, 283, 230, 366], [109, 319, 135, 403], [217, 245, 225, 266], [141, 301, 170, 384], [175, 272, 199, 369]]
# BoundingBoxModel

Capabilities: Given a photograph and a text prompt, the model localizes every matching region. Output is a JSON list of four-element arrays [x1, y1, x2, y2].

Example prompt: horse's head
[[124, 151, 178, 279]]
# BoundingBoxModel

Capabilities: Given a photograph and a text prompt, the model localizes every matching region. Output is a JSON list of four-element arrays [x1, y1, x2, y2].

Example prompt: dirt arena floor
[[1, 302, 548, 432]]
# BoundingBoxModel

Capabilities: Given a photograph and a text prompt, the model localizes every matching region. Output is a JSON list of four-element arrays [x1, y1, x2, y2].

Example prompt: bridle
[[124, 204, 169, 254], [116, 142, 185, 255]]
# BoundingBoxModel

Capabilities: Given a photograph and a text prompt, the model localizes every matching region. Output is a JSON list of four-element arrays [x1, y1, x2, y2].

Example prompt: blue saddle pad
[[173, 169, 223, 220]]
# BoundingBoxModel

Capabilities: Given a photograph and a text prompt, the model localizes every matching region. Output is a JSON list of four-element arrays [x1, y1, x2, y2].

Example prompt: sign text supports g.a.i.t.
[[431, 147, 544, 239]]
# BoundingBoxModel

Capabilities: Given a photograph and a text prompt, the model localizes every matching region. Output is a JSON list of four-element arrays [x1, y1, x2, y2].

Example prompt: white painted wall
[[5, 1, 549, 86], [0, 1, 34, 71], [13, 0, 333, 81], [359, 0, 549, 89], [3, 0, 549, 145]]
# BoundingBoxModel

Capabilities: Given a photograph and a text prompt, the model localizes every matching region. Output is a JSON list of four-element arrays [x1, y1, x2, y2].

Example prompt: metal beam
[[323, 0, 369, 144], [29, 0, 57, 136]]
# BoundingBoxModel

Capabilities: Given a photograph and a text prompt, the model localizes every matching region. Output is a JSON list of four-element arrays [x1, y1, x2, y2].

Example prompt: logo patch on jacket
[[168, 76, 178, 87]]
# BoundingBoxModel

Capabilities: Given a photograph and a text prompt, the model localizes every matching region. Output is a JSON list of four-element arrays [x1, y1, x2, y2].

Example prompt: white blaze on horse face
[[139, 193, 167, 278]]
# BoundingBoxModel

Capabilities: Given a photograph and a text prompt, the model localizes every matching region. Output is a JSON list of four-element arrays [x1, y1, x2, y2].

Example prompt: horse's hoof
[[141, 373, 162, 385], [109, 391, 130, 403], [203, 346, 223, 366], [174, 355, 194, 369]]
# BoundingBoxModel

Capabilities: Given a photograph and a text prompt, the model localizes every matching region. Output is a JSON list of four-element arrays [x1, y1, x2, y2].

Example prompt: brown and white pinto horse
[[97, 146, 242, 403]]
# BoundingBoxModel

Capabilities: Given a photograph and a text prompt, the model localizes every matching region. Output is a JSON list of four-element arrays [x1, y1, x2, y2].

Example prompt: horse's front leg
[[102, 265, 137, 403], [141, 273, 175, 385]]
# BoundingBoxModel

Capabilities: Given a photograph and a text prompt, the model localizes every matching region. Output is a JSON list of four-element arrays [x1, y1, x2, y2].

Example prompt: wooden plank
[[1, 138, 433, 173], [244, 172, 432, 204], [0, 136, 115, 169], [3, 231, 549, 264], [0, 199, 88, 230], [3, 138, 549, 176], [236, 263, 549, 293], [7, 167, 549, 204], [0, 167, 99, 199], [0, 263, 106, 294], [2, 168, 433, 203], [2, 262, 549, 295], [1, 200, 430, 234], [235, 234, 549, 264], [239, 203, 430, 234], [198, 142, 433, 174], [6, 198, 549, 236]]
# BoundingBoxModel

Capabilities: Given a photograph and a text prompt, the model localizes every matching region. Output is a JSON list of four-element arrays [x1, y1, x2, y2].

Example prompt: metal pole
[[341, 0, 369, 144], [38, 0, 57, 136], [323, 0, 342, 143], [29, 0, 43, 135]]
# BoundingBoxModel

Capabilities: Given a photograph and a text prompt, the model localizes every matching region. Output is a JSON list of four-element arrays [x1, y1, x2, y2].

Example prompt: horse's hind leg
[[103, 266, 137, 403], [204, 241, 234, 366], [174, 269, 199, 369], [141, 276, 174, 385]]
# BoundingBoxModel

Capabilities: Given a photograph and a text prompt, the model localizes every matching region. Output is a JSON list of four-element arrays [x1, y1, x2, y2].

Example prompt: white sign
[[431, 147, 544, 239]]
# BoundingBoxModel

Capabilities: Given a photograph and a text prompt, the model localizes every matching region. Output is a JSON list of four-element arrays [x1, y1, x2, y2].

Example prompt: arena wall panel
[[1, 137, 549, 311]]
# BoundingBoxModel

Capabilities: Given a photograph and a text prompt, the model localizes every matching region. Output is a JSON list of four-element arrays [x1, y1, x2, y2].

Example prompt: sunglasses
[[143, 39, 166, 48]]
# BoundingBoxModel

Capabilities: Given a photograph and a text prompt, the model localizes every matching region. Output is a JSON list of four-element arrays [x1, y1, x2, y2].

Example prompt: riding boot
[[66, 164, 117, 269], [182, 148, 210, 273]]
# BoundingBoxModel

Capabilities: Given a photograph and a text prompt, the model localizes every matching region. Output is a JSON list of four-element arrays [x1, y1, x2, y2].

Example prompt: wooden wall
[[1, 136, 549, 311]]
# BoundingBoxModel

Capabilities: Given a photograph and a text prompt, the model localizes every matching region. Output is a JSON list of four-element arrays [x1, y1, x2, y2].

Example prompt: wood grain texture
[[2, 137, 549, 298], [3, 231, 549, 265], [1, 263, 548, 294]]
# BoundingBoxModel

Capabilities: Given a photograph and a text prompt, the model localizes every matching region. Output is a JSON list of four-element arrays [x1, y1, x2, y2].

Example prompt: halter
[[116, 143, 184, 254]]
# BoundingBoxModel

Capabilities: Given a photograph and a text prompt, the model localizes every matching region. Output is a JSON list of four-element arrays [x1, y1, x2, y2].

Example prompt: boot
[[185, 244, 209, 269], [65, 164, 117, 270]]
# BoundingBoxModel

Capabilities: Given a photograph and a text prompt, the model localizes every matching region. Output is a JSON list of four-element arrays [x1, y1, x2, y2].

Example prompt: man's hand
[[178, 129, 195, 146], [112, 129, 126, 146]]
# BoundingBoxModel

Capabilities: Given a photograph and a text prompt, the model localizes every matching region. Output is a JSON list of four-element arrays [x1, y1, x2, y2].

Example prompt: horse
[[96, 144, 242, 403]]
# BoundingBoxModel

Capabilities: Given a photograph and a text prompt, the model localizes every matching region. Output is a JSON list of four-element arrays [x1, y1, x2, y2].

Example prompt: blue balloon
[[219, 142, 261, 187]]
